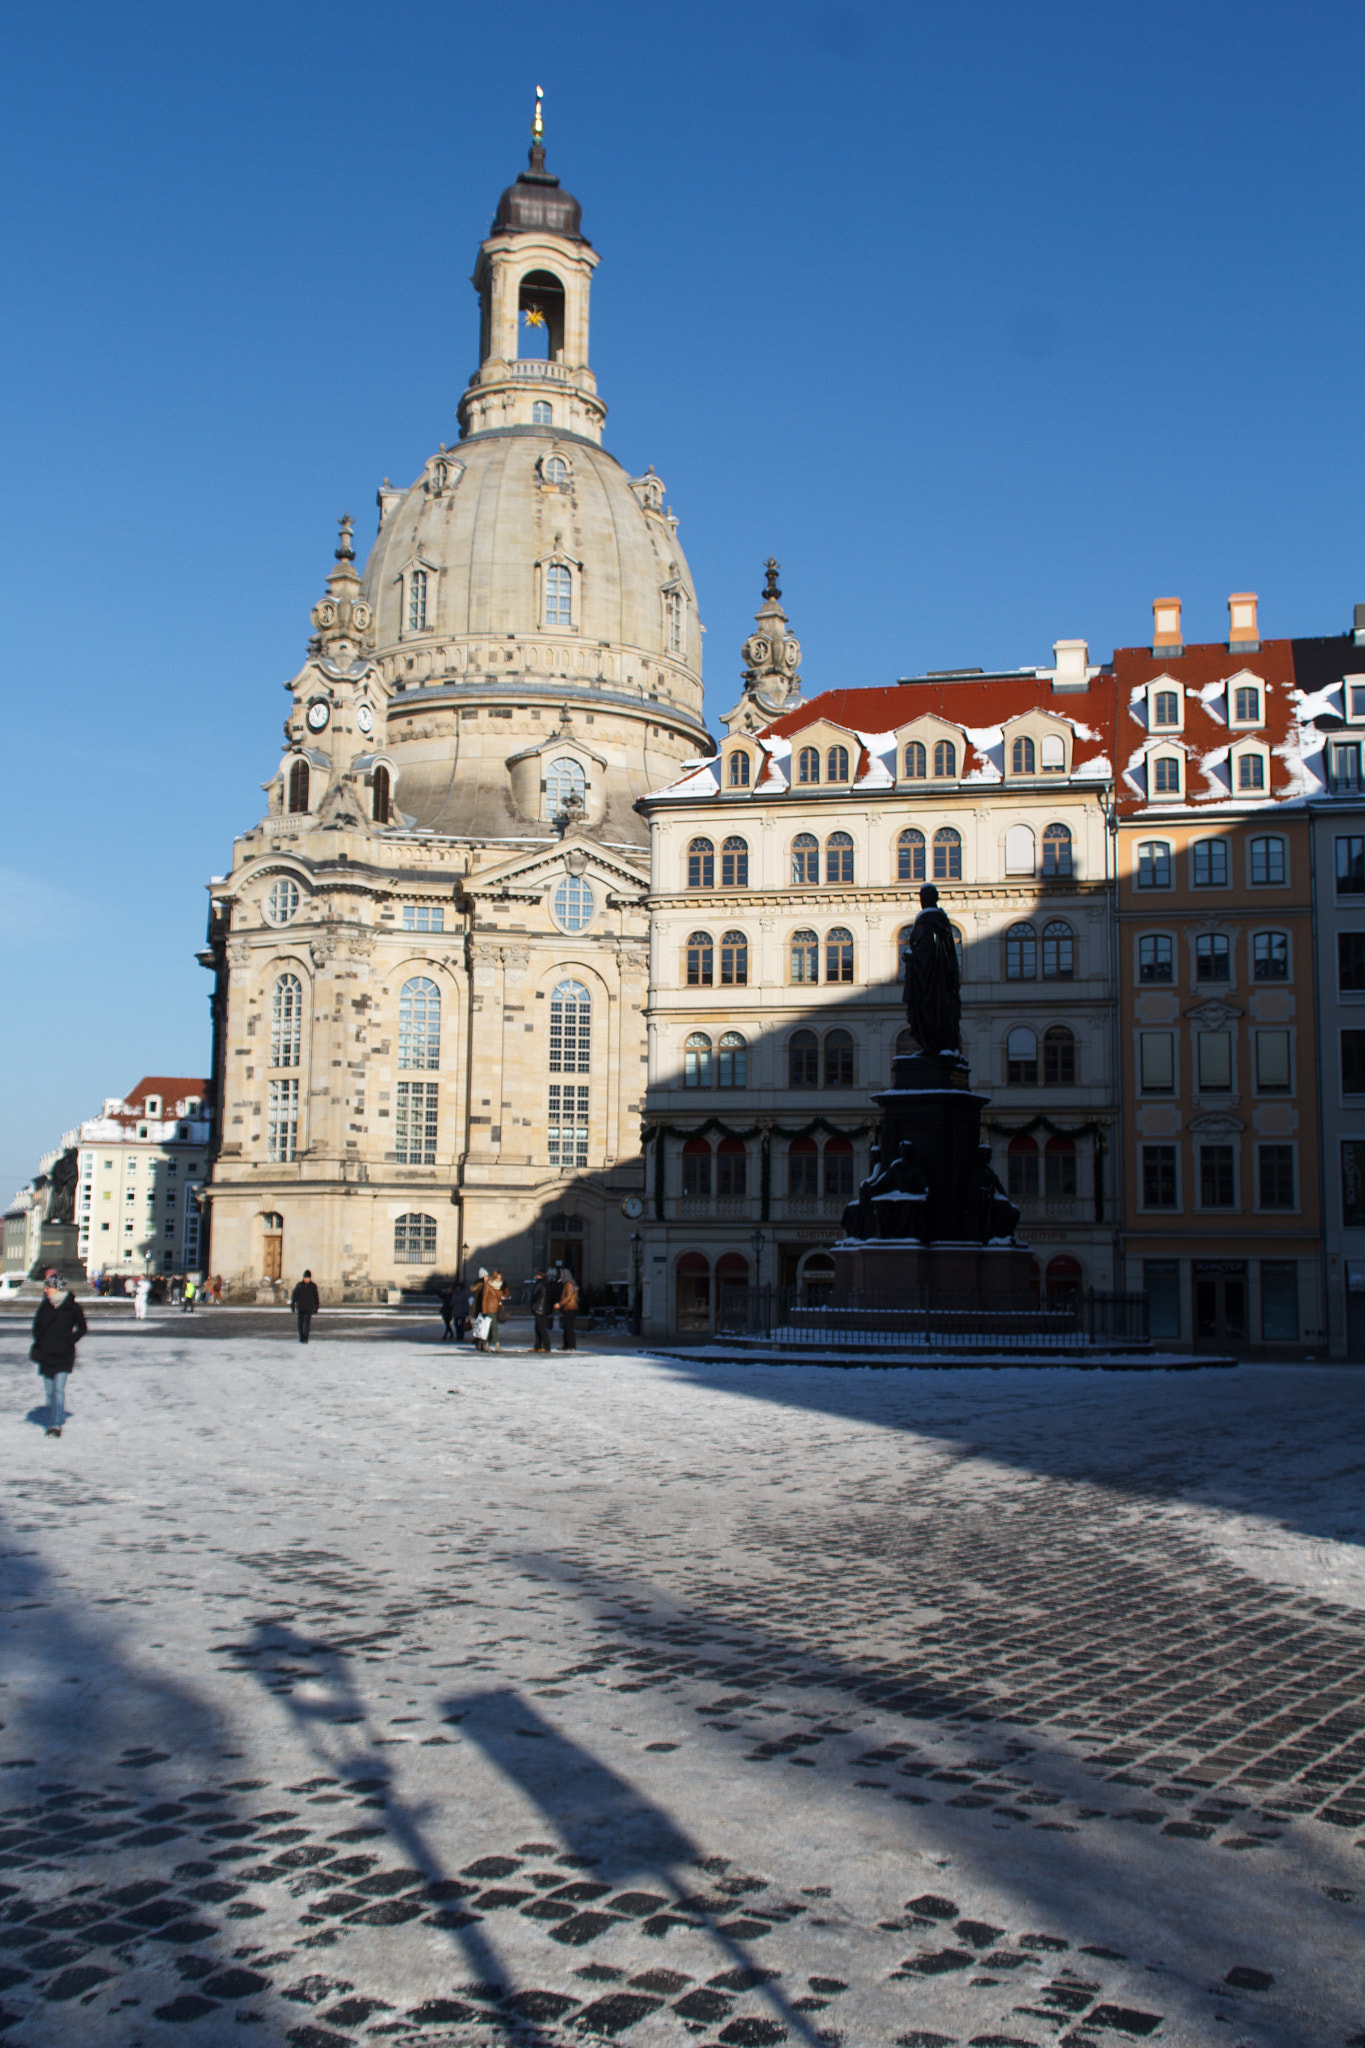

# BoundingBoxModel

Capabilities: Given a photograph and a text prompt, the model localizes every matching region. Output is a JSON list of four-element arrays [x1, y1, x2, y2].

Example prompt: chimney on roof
[[1051, 639, 1090, 693], [1353, 601, 1365, 648], [1228, 592, 1259, 652], [1152, 598, 1183, 657]]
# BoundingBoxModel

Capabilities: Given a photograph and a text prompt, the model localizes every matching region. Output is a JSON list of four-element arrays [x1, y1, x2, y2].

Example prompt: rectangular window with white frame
[[548, 1084, 589, 1169], [1139, 1032, 1175, 1093], [394, 1081, 438, 1165], [1254, 1030, 1292, 1094], [1257, 1145, 1295, 1210], [267, 1079, 299, 1163], [1141, 1144, 1179, 1209], [402, 905, 445, 932]]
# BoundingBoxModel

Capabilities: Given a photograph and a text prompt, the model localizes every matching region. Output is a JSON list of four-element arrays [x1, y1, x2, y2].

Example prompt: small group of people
[[434, 1265, 579, 1351], [90, 1271, 223, 1309]]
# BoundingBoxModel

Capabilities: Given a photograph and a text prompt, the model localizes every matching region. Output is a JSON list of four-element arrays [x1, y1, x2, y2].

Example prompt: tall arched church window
[[532, 400, 553, 425], [897, 828, 926, 883], [1006, 923, 1037, 979], [720, 930, 748, 986], [287, 759, 310, 813], [727, 750, 750, 788], [666, 589, 684, 652], [792, 833, 819, 885], [1012, 735, 1036, 774], [826, 927, 855, 983], [1042, 822, 1072, 876], [544, 562, 573, 627], [790, 928, 819, 983], [408, 568, 428, 631], [684, 1032, 712, 1089], [686, 931, 714, 986], [825, 831, 855, 883], [933, 826, 962, 881], [797, 746, 820, 785], [933, 739, 956, 777], [826, 745, 850, 782], [547, 757, 586, 813], [398, 977, 441, 1070], [372, 764, 391, 824], [270, 975, 303, 1069], [721, 836, 749, 886], [687, 837, 715, 889], [718, 1032, 747, 1088], [905, 741, 927, 779], [549, 981, 590, 1073], [1042, 920, 1074, 979]]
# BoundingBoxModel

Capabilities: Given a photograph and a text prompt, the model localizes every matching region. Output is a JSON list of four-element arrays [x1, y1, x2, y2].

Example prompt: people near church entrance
[[530, 1270, 554, 1353], [438, 1281, 459, 1344], [133, 1276, 151, 1321], [469, 1270, 488, 1349], [291, 1270, 320, 1344], [31, 1277, 86, 1439], [479, 1270, 509, 1352], [557, 1267, 579, 1351]]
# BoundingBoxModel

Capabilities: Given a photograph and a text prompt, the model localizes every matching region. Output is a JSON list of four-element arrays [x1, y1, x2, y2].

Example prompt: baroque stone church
[[201, 110, 709, 1299]]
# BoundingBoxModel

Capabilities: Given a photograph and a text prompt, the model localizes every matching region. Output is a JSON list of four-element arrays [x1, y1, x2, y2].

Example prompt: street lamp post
[[630, 1231, 643, 1337]]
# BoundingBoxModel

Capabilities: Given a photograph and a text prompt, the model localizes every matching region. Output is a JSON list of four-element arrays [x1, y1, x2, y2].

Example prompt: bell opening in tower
[[519, 270, 565, 361]]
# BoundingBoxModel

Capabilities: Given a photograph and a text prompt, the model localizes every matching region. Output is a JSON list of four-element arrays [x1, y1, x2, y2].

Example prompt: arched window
[[897, 828, 926, 883], [1005, 824, 1036, 875], [721, 836, 749, 887], [1250, 836, 1286, 884], [1006, 922, 1037, 979], [1154, 755, 1182, 795], [1253, 931, 1288, 981], [790, 1030, 819, 1088], [684, 1032, 712, 1088], [532, 400, 553, 425], [788, 1135, 818, 1196], [824, 1029, 855, 1087], [1139, 934, 1173, 982], [546, 757, 586, 812], [826, 927, 855, 983], [1040, 733, 1065, 773], [716, 1137, 747, 1198], [720, 930, 748, 986], [1042, 822, 1072, 877], [1045, 1139, 1078, 1201], [552, 876, 594, 931], [681, 1137, 712, 1198], [407, 568, 428, 632], [792, 834, 820, 885], [826, 745, 850, 782], [1045, 1251, 1083, 1303], [543, 454, 569, 485], [904, 741, 927, 779], [718, 1031, 747, 1088], [797, 746, 820, 784], [727, 750, 750, 788], [1152, 690, 1180, 728], [394, 1213, 438, 1264], [1012, 735, 1036, 775], [897, 924, 915, 982], [1007, 1135, 1039, 1200], [687, 837, 715, 889], [790, 928, 819, 983], [544, 562, 572, 626], [933, 827, 962, 881], [270, 974, 303, 1069], [686, 931, 714, 986], [933, 739, 956, 778], [266, 877, 300, 925], [824, 1135, 854, 1198], [372, 764, 391, 824], [1138, 840, 1172, 888], [895, 1027, 915, 1057], [1006, 1025, 1038, 1084], [398, 977, 441, 1069], [287, 759, 310, 813], [549, 981, 590, 1073], [1044, 1025, 1076, 1084], [1235, 684, 1261, 722], [666, 589, 684, 652], [1238, 752, 1266, 792], [1042, 920, 1074, 979], [825, 832, 855, 884]]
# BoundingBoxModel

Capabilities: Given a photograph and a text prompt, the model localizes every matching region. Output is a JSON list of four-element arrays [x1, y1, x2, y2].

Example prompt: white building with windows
[[636, 592, 1120, 1336], [70, 1078, 211, 1279], [200, 117, 708, 1300]]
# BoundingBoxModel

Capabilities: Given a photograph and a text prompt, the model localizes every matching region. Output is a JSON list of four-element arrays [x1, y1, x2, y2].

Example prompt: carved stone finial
[[740, 557, 802, 717], [335, 514, 355, 562], [763, 557, 781, 602]]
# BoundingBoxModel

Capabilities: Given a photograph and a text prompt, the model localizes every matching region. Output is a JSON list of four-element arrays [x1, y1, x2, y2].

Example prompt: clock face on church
[[306, 700, 330, 732], [355, 703, 374, 735]]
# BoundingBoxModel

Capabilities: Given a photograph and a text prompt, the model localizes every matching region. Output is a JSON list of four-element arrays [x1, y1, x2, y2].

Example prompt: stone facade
[[200, 128, 707, 1303]]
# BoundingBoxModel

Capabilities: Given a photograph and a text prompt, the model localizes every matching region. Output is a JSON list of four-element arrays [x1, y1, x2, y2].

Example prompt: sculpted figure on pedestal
[[901, 884, 961, 1057]]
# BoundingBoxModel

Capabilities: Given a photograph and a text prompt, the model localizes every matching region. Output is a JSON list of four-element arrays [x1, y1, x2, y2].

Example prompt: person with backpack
[[31, 1277, 87, 1438], [557, 1267, 579, 1351]]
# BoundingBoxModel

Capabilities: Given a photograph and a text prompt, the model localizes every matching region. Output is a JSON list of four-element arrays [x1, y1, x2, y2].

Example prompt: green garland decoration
[[642, 1116, 875, 1222], [980, 1114, 1109, 1223]]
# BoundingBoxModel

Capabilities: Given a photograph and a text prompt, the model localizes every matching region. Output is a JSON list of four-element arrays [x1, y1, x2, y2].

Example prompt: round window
[[266, 878, 300, 925], [553, 875, 595, 933]]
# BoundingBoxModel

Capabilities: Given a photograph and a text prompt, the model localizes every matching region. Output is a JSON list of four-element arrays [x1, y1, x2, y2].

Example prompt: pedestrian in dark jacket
[[291, 1271, 320, 1344], [530, 1269, 553, 1352], [439, 1282, 458, 1343], [31, 1279, 87, 1437], [557, 1269, 579, 1351]]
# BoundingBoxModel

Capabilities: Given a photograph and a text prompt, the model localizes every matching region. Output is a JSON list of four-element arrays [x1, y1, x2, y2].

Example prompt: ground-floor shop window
[[1144, 1259, 1181, 1340], [1260, 1260, 1299, 1342]]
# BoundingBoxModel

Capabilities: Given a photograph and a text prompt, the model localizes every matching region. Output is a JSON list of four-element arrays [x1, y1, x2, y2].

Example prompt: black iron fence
[[716, 1284, 1148, 1348]]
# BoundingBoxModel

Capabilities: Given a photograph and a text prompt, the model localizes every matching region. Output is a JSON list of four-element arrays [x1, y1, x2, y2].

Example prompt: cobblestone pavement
[[0, 1320, 1361, 2048]]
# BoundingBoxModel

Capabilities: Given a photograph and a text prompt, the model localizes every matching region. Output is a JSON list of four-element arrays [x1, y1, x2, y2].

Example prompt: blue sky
[[2, 0, 1362, 1201]]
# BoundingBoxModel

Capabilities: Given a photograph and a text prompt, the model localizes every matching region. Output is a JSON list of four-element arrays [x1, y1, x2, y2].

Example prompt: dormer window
[[933, 740, 956, 777], [905, 741, 927, 779], [1233, 684, 1261, 724], [726, 749, 751, 788], [1234, 745, 1269, 793], [542, 454, 570, 486], [532, 401, 553, 426], [544, 563, 573, 628], [546, 756, 586, 814], [1011, 736, 1036, 775], [1040, 734, 1065, 773], [826, 745, 850, 782], [797, 746, 820, 785], [408, 568, 428, 632], [1152, 754, 1182, 795], [1350, 682, 1365, 722], [145, 1096, 162, 1118], [1152, 690, 1181, 728], [1331, 740, 1363, 793]]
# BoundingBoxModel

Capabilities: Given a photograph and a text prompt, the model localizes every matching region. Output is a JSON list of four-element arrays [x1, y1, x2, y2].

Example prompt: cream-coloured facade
[[201, 122, 709, 1301], [74, 1079, 211, 1278], [637, 613, 1120, 1336]]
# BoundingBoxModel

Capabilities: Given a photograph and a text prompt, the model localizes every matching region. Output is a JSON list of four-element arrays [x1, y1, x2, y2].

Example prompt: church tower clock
[[201, 103, 711, 1301]]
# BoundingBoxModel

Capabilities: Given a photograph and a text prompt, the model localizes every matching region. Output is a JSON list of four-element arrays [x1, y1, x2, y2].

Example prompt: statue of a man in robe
[[901, 884, 962, 1056]]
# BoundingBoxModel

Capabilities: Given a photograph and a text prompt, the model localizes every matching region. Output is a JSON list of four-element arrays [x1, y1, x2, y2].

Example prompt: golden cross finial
[[532, 84, 544, 144]]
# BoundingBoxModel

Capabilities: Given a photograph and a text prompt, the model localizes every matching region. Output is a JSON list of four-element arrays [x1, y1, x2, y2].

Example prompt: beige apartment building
[[201, 121, 707, 1300], [74, 1077, 211, 1279], [637, 603, 1120, 1336]]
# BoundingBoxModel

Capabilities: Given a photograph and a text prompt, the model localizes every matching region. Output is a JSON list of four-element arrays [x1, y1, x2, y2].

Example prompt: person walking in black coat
[[530, 1269, 553, 1352], [31, 1278, 87, 1437], [557, 1268, 579, 1351], [291, 1271, 320, 1344], [439, 1282, 458, 1343]]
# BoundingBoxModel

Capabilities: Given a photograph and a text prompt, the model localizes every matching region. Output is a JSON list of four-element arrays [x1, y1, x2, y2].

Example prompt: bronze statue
[[901, 884, 962, 1056]]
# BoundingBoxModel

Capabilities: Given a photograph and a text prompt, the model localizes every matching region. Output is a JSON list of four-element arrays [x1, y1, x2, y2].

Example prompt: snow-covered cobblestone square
[[0, 1313, 1361, 2048]]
